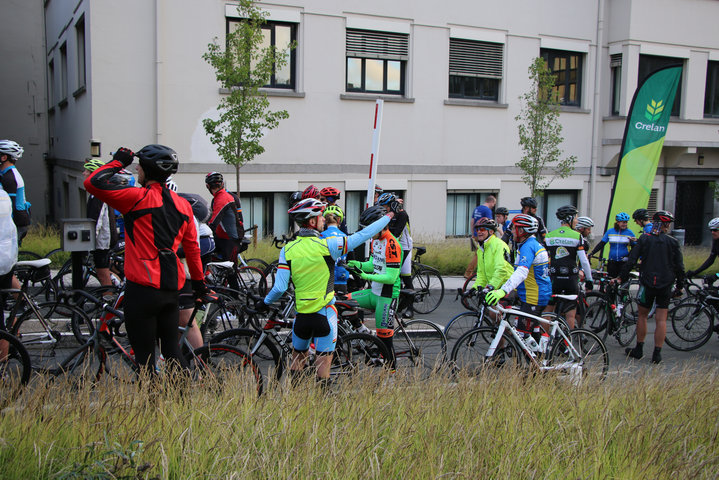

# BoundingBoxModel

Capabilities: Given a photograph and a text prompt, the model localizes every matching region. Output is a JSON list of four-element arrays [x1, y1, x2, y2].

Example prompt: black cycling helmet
[[289, 191, 302, 207], [632, 208, 650, 221], [653, 210, 675, 223], [495, 207, 509, 216], [358, 205, 387, 229], [474, 217, 499, 232], [205, 171, 224, 188], [136, 144, 178, 181], [520, 197, 537, 208], [556, 205, 578, 223]]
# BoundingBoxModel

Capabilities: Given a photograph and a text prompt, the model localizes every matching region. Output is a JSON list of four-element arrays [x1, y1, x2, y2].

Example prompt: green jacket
[[473, 234, 514, 290]]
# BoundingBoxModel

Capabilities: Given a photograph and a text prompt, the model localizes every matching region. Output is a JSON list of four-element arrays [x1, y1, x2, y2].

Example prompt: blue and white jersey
[[321, 225, 349, 286], [601, 228, 636, 261], [514, 236, 551, 306]]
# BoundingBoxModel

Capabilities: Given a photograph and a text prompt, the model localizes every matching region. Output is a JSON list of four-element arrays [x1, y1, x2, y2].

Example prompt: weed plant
[[1, 366, 717, 478]]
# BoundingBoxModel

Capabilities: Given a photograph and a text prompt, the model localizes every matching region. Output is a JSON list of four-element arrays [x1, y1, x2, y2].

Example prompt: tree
[[515, 57, 577, 198], [202, 0, 295, 191]]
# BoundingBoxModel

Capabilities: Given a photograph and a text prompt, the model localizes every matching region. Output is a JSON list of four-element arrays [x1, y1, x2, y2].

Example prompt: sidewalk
[[443, 276, 467, 291]]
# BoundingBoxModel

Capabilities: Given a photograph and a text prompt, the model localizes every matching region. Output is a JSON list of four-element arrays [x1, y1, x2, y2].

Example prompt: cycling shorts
[[637, 284, 672, 309], [514, 301, 543, 333], [292, 305, 338, 354], [350, 288, 397, 337], [550, 275, 579, 299], [92, 249, 111, 269], [178, 279, 194, 309]]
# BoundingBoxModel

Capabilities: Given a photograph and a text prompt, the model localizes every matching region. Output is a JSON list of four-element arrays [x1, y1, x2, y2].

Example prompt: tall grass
[[1, 368, 717, 478]]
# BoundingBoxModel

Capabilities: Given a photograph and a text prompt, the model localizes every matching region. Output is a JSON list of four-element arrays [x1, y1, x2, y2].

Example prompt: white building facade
[[42, 0, 719, 243]]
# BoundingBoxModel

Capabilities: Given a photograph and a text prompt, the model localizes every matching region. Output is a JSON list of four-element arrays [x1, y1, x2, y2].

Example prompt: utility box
[[62, 218, 96, 252]]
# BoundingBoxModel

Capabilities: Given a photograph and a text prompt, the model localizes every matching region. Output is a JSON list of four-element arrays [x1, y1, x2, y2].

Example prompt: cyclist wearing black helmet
[[615, 210, 684, 364], [544, 205, 593, 329], [206, 172, 245, 263], [259, 201, 396, 386], [520, 196, 548, 243], [632, 208, 653, 235], [85, 145, 207, 374]]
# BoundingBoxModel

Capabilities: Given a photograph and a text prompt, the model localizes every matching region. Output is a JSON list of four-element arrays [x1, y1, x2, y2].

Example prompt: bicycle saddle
[[15, 258, 52, 269]]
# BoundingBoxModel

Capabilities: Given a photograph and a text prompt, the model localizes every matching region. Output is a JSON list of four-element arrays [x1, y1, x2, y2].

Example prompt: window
[[541, 191, 578, 232], [48, 59, 55, 106], [238, 193, 273, 237], [75, 16, 86, 90], [446, 192, 496, 236], [705, 61, 719, 118], [346, 29, 408, 95], [59, 43, 68, 103], [541, 49, 583, 106], [228, 20, 297, 89], [448, 39, 502, 101], [638, 54, 682, 116], [610, 54, 622, 115]]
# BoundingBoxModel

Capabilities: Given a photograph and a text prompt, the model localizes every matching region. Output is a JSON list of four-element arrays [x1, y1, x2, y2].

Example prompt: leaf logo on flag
[[644, 99, 664, 122]]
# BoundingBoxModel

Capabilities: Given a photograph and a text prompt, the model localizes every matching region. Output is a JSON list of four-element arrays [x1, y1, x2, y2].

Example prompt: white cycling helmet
[[0, 140, 24, 160], [576, 216, 595, 229], [708, 217, 719, 230]]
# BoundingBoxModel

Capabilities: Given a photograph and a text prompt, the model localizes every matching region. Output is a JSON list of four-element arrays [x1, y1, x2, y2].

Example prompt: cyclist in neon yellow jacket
[[471, 218, 514, 292]]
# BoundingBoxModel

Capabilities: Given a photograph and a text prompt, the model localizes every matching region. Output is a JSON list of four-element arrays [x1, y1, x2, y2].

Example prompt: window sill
[[340, 93, 415, 103], [559, 106, 590, 114], [444, 99, 507, 108], [72, 85, 86, 98], [219, 87, 305, 98], [58, 98, 68, 109]]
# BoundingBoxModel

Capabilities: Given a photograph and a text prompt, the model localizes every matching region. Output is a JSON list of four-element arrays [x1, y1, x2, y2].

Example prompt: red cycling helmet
[[301, 185, 320, 199], [512, 214, 539, 234], [320, 186, 340, 200]]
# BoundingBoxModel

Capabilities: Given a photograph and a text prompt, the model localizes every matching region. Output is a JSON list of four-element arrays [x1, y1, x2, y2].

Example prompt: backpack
[[0, 189, 18, 274]]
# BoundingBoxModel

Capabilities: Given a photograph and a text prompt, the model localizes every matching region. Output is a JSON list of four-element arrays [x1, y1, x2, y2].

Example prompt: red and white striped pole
[[365, 99, 384, 209]]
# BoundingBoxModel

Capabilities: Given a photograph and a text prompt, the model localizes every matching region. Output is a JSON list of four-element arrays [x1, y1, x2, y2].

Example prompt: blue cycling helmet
[[376, 192, 397, 206], [616, 212, 630, 222]]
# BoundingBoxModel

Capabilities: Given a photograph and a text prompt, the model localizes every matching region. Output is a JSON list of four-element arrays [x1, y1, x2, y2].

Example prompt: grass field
[[1, 367, 717, 478]]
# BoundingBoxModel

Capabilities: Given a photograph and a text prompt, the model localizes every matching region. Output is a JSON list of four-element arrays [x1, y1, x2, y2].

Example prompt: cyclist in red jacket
[[85, 145, 206, 374], [206, 172, 245, 263]]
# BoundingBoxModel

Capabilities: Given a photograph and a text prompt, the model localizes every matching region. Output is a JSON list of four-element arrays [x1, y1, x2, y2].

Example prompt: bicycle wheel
[[237, 266, 268, 296], [332, 332, 391, 381], [582, 301, 609, 340], [245, 258, 269, 271], [393, 319, 446, 376], [185, 344, 263, 395], [209, 328, 284, 381], [614, 300, 637, 347], [411, 267, 444, 314], [451, 327, 523, 375], [11, 301, 80, 369], [444, 311, 487, 341], [547, 329, 608, 381], [664, 302, 713, 351], [461, 275, 476, 294], [18, 250, 42, 261], [0, 330, 32, 401]]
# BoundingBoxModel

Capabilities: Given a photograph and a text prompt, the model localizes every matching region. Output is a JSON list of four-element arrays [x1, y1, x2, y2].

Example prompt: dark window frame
[[75, 15, 86, 91], [345, 57, 406, 95], [705, 61, 719, 118], [541, 48, 584, 107], [610, 54, 622, 115], [226, 19, 297, 90], [448, 39, 503, 101]]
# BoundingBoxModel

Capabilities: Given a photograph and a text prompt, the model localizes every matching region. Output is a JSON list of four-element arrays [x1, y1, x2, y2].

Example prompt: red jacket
[[208, 188, 243, 240], [84, 160, 203, 290]]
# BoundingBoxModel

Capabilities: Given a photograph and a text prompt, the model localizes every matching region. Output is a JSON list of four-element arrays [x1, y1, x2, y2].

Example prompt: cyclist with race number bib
[[543, 205, 593, 329], [486, 214, 552, 345], [258, 200, 396, 387]]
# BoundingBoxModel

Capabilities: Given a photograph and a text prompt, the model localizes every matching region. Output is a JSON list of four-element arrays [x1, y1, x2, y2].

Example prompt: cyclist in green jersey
[[470, 218, 514, 292]]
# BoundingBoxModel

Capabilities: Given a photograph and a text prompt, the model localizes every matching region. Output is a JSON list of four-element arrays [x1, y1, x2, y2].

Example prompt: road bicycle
[[582, 281, 637, 346], [663, 277, 716, 351], [408, 246, 445, 314], [451, 301, 608, 381]]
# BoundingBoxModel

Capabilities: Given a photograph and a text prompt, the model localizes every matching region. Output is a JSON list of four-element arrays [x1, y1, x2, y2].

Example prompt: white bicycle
[[451, 302, 609, 381]]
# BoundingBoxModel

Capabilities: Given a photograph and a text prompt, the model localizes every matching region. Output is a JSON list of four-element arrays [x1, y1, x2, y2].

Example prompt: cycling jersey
[[388, 210, 413, 275], [473, 234, 514, 290], [693, 237, 719, 275], [0, 165, 30, 227], [500, 235, 551, 306], [620, 231, 684, 289], [642, 223, 653, 234], [320, 225, 349, 286], [209, 188, 243, 240], [545, 226, 592, 281], [591, 227, 636, 261], [84, 159, 203, 291], [365, 230, 402, 298]]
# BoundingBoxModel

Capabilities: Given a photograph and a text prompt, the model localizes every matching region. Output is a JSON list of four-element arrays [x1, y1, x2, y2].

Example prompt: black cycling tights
[[124, 281, 189, 375]]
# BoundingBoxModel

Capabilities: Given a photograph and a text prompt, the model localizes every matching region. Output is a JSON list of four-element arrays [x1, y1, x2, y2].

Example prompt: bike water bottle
[[538, 333, 550, 353], [525, 334, 539, 352]]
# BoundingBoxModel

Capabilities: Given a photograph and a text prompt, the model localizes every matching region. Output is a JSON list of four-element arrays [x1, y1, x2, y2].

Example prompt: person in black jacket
[[686, 217, 719, 279], [614, 210, 684, 364]]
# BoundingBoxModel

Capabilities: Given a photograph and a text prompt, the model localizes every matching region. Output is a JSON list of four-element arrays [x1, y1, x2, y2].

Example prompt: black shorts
[[92, 249, 111, 269], [514, 301, 543, 333], [178, 279, 194, 310], [550, 275, 579, 301], [607, 260, 627, 279], [637, 284, 672, 309]]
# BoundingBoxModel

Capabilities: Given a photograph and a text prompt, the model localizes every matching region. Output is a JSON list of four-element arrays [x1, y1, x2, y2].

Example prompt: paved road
[[419, 277, 719, 374]]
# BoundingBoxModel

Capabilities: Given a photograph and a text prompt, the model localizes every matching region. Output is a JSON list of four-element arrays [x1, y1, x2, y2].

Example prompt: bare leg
[[635, 305, 650, 342], [654, 307, 667, 348], [178, 308, 204, 350], [315, 353, 332, 379]]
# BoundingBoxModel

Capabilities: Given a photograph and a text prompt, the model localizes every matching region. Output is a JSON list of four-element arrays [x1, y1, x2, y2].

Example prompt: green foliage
[[515, 57, 578, 198], [202, 0, 295, 190]]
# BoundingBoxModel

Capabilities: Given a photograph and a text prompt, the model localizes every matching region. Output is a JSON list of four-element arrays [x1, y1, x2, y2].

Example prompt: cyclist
[[206, 172, 245, 264], [519, 197, 548, 243], [85, 145, 207, 374], [301, 184, 320, 200], [615, 210, 684, 364], [0, 140, 31, 245], [0, 183, 17, 361], [320, 186, 347, 233], [258, 201, 396, 386], [82, 159, 118, 289], [471, 195, 496, 228], [470, 217, 514, 294], [486, 214, 551, 345], [376, 193, 414, 292], [686, 217, 719, 279], [576, 216, 594, 246], [346, 205, 403, 363], [373, 184, 383, 204], [320, 205, 349, 294], [632, 208, 653, 235], [589, 212, 636, 278], [543, 205, 593, 329], [495, 206, 511, 238]]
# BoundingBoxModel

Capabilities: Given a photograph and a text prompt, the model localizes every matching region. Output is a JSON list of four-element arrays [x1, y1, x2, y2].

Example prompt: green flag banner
[[604, 65, 682, 236]]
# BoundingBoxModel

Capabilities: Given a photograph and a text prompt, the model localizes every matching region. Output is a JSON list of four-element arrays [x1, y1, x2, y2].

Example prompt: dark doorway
[[675, 181, 708, 245]]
